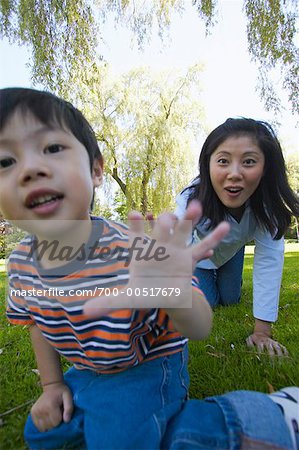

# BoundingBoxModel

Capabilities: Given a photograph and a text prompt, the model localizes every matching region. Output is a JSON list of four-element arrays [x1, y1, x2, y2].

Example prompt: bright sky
[[0, 0, 298, 155]]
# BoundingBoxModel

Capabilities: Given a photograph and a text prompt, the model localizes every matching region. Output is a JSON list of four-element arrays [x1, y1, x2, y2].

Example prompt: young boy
[[1, 87, 298, 450]]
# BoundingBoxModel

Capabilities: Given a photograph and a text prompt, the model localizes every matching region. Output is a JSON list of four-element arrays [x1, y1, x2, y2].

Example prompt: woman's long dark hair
[[187, 118, 299, 239]]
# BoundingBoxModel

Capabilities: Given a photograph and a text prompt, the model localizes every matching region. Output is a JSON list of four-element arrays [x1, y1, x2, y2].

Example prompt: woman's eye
[[0, 157, 15, 169], [217, 158, 228, 164], [244, 159, 256, 165], [45, 144, 64, 154]]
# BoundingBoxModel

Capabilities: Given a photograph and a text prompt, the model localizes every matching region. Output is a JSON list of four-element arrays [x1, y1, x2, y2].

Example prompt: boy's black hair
[[187, 117, 299, 239], [0, 87, 103, 170]]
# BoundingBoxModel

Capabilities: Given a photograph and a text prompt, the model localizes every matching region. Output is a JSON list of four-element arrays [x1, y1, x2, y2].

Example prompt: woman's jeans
[[24, 346, 293, 450], [194, 247, 245, 307]]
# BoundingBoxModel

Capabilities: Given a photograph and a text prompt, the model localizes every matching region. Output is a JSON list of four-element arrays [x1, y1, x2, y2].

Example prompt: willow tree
[[286, 154, 299, 196], [285, 154, 299, 240], [69, 63, 205, 216], [243, 0, 298, 114], [1, 0, 297, 114], [0, 0, 99, 94]]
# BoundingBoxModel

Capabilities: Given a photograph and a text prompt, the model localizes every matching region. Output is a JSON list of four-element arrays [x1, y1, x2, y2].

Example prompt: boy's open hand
[[84, 201, 230, 317], [31, 382, 73, 432]]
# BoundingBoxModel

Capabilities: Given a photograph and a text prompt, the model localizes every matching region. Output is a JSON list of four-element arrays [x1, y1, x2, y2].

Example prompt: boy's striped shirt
[[6, 217, 201, 374]]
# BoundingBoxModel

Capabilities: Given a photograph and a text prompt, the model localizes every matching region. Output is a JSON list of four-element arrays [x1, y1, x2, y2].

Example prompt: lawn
[[0, 250, 298, 449]]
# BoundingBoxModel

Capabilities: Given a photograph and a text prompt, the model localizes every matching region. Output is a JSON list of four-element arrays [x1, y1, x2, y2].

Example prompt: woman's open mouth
[[224, 187, 243, 197]]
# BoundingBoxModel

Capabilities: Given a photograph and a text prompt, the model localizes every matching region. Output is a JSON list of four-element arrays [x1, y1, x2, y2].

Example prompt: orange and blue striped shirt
[[6, 217, 200, 374]]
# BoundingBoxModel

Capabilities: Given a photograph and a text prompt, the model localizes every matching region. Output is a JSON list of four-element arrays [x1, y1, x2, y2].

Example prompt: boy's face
[[0, 110, 102, 237]]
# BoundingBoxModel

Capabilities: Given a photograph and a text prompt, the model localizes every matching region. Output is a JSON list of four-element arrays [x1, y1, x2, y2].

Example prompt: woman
[[175, 117, 299, 355]]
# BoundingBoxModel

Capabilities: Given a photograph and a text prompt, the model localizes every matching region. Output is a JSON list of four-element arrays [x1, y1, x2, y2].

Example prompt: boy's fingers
[[48, 406, 63, 429], [144, 212, 155, 236], [184, 200, 202, 227], [172, 217, 193, 246], [128, 212, 145, 250], [173, 200, 202, 246], [128, 211, 144, 234], [62, 391, 74, 423], [32, 417, 43, 432], [192, 222, 230, 262], [145, 212, 155, 227], [152, 213, 177, 242]]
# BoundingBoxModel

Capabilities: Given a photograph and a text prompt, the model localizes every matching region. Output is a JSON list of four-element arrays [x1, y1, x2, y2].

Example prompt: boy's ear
[[92, 158, 103, 187]]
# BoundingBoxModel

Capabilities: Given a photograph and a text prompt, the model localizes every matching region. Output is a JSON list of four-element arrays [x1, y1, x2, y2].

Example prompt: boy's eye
[[0, 157, 15, 169], [45, 144, 64, 154]]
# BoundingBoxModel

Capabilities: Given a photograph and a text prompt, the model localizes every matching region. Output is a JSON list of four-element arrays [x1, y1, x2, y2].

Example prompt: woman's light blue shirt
[[175, 187, 284, 323]]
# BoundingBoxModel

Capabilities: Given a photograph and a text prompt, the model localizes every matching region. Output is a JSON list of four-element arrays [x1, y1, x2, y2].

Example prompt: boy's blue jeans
[[194, 247, 245, 307], [24, 346, 292, 450]]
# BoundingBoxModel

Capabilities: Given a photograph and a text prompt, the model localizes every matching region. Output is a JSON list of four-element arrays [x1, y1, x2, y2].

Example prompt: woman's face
[[209, 135, 265, 212]]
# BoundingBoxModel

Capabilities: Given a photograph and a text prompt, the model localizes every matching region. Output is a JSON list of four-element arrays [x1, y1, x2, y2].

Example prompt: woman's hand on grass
[[246, 318, 288, 356], [31, 382, 73, 432], [246, 332, 288, 356]]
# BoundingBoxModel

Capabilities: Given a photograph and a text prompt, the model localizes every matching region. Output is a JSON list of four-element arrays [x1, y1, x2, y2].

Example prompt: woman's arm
[[252, 230, 284, 322], [247, 230, 287, 355]]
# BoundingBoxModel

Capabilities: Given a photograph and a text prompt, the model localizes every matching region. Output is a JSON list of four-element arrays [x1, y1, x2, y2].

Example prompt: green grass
[[189, 252, 299, 397], [0, 252, 299, 449]]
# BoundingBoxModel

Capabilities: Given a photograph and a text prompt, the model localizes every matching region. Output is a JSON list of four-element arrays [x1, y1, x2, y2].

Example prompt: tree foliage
[[285, 154, 299, 240], [0, 0, 298, 114], [195, 0, 298, 115], [244, 0, 298, 115], [68, 63, 205, 216], [0, 0, 99, 90], [286, 154, 299, 195]]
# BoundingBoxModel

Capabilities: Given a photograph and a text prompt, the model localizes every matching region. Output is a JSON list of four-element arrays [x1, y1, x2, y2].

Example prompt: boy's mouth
[[25, 189, 64, 209]]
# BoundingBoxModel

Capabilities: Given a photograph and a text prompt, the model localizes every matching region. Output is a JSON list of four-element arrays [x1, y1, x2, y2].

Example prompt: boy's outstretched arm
[[29, 325, 73, 432], [163, 202, 230, 339], [84, 201, 230, 340], [164, 287, 213, 340]]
